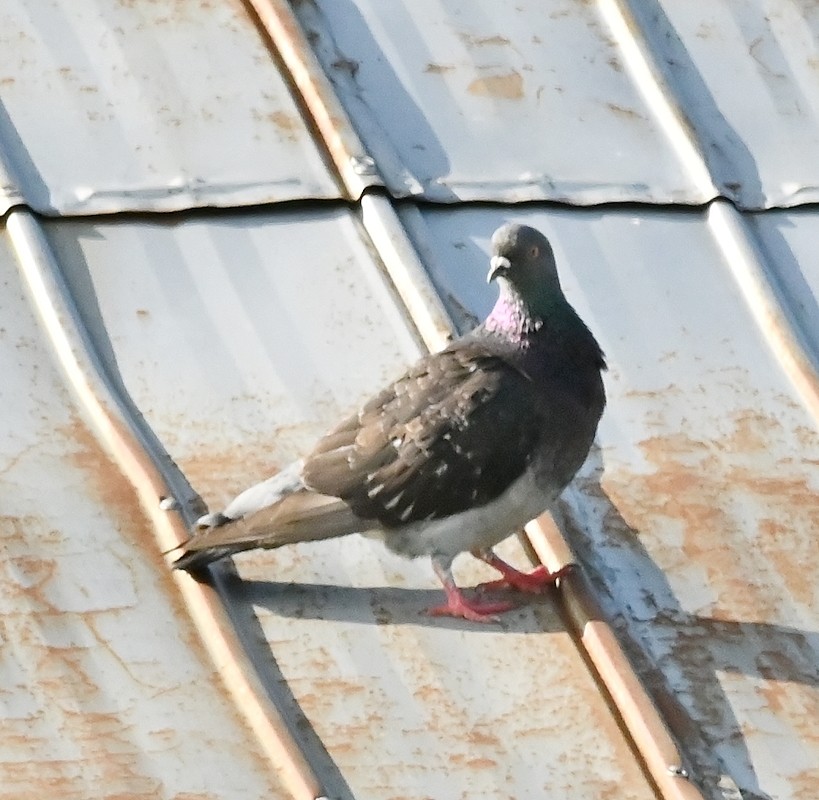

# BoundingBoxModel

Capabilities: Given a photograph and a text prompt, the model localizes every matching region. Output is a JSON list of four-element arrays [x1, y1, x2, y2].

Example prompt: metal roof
[[291, 0, 819, 208], [0, 232, 287, 799], [2, 1, 818, 799], [407, 202, 819, 798], [28, 207, 657, 799], [0, 0, 341, 215]]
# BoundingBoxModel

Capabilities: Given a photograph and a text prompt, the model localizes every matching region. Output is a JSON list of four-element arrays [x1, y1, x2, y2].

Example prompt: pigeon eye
[[528, 245, 539, 258]]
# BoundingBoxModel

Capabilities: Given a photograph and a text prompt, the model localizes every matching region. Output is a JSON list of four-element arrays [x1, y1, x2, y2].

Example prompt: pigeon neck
[[484, 280, 564, 341]]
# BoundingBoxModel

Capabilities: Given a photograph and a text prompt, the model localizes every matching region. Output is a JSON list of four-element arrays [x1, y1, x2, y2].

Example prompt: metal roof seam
[[6, 208, 326, 800], [360, 192, 454, 351], [596, 0, 717, 203], [526, 515, 707, 800], [708, 199, 819, 422], [244, 0, 385, 201]]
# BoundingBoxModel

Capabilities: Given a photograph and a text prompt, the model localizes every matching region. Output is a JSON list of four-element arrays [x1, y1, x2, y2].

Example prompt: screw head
[[667, 765, 690, 779]]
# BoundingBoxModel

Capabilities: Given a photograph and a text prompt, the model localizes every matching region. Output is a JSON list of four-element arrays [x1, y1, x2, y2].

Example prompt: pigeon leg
[[426, 555, 516, 623], [473, 549, 573, 594]]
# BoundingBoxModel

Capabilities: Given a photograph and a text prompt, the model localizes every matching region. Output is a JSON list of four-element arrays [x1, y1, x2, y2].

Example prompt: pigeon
[[173, 223, 606, 622]]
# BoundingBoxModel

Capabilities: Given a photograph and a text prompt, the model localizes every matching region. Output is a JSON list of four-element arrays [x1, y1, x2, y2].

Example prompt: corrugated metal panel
[[292, 0, 712, 204], [643, 0, 819, 209], [0, 0, 340, 215], [291, 0, 819, 209], [0, 227, 288, 800], [750, 209, 819, 337], [405, 204, 819, 800], [38, 209, 660, 799]]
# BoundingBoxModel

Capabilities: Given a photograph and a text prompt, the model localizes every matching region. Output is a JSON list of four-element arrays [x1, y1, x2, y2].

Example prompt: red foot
[[426, 592, 516, 623], [477, 563, 574, 595]]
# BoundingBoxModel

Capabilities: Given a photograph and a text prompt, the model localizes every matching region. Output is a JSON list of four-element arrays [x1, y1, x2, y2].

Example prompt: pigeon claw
[[426, 593, 516, 624], [477, 562, 574, 595]]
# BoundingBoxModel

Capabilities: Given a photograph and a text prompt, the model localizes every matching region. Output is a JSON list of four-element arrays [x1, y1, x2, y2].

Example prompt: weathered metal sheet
[[291, 0, 819, 210], [0, 0, 340, 216], [292, 0, 713, 204], [643, 0, 819, 209], [407, 205, 819, 800], [0, 230, 287, 800], [43, 208, 658, 799], [749, 208, 819, 341]]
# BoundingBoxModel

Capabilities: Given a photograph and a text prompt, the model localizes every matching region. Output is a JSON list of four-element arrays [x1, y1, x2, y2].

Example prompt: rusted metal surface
[[409, 205, 819, 799], [245, 0, 386, 199], [527, 515, 705, 800], [291, 0, 708, 205], [8, 209, 329, 799], [0, 227, 289, 800], [636, 0, 819, 209], [4, 0, 818, 796], [289, 0, 819, 210], [43, 208, 660, 799], [0, 0, 340, 215]]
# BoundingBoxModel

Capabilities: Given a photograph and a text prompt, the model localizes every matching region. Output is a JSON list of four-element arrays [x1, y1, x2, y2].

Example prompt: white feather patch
[[221, 460, 306, 520]]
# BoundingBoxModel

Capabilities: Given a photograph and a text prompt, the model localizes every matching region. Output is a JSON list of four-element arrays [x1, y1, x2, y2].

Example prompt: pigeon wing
[[302, 342, 542, 527]]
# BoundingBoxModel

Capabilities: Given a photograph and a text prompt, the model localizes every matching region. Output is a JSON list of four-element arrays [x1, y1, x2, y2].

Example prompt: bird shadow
[[559, 444, 819, 800], [209, 563, 566, 800], [227, 575, 567, 633]]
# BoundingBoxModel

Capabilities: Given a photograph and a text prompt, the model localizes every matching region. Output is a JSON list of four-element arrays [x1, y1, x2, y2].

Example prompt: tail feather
[[173, 544, 247, 573], [173, 489, 364, 573]]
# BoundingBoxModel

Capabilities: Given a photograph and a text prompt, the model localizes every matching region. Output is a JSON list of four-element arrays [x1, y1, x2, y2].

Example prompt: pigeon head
[[484, 224, 565, 337], [488, 224, 561, 295]]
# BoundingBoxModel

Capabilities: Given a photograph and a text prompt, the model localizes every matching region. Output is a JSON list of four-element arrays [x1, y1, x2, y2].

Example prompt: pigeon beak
[[487, 255, 511, 283]]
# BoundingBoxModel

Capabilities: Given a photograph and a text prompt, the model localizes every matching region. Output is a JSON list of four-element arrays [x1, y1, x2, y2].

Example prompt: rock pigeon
[[174, 223, 606, 622]]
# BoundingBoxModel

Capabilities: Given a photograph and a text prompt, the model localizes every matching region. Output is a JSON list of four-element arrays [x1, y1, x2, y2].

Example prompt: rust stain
[[449, 754, 497, 768], [466, 728, 501, 747], [0, 410, 283, 792], [790, 768, 819, 800], [606, 102, 646, 121], [64, 418, 148, 544], [165, 794, 219, 800], [602, 410, 819, 618], [424, 62, 455, 74], [459, 33, 511, 47], [5, 555, 58, 611], [269, 110, 300, 133], [467, 71, 523, 100]]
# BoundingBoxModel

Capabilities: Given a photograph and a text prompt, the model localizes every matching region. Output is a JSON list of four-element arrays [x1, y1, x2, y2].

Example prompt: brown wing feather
[[302, 342, 543, 527]]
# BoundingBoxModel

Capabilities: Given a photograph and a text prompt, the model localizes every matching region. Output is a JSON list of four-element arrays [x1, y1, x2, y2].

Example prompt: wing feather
[[302, 342, 543, 527]]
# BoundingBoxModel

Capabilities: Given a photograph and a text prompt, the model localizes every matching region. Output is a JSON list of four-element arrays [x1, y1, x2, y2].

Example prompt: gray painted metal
[[36, 209, 658, 799], [644, 0, 819, 209], [0, 0, 340, 215], [0, 229, 288, 800], [294, 0, 819, 209], [406, 204, 819, 800]]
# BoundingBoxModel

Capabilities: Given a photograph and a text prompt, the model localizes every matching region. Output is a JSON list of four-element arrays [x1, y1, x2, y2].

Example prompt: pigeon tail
[[173, 544, 247, 573], [173, 488, 365, 573], [217, 460, 305, 521]]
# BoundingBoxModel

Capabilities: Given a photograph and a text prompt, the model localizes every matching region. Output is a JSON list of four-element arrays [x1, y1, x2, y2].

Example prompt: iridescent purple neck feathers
[[483, 279, 552, 342]]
